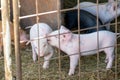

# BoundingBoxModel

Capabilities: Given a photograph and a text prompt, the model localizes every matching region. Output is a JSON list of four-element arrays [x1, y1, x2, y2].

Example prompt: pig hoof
[[68, 71, 74, 76], [105, 59, 108, 63], [43, 65, 49, 69], [68, 73, 74, 76], [106, 68, 111, 71], [68, 69, 75, 75]]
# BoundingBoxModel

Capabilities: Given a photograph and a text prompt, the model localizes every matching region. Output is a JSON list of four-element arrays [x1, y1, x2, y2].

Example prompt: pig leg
[[31, 44, 37, 62], [106, 23, 110, 30], [104, 48, 114, 69], [68, 54, 79, 75], [105, 55, 109, 63], [0, 39, 3, 57], [0, 47, 2, 57], [43, 51, 53, 69]]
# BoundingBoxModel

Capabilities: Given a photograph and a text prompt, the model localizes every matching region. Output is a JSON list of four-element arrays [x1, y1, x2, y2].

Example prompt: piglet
[[64, 9, 106, 33], [47, 26, 118, 75], [77, 0, 120, 29], [30, 23, 54, 69]]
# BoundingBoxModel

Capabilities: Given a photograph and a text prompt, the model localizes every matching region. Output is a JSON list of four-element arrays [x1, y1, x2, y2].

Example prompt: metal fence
[[0, 0, 120, 80]]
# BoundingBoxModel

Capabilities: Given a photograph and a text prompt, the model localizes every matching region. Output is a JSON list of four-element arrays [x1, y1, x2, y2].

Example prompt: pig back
[[30, 23, 52, 39]]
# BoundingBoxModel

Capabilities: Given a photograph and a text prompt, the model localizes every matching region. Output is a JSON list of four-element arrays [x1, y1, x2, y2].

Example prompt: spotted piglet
[[30, 23, 54, 69], [47, 26, 119, 75], [77, 0, 120, 29]]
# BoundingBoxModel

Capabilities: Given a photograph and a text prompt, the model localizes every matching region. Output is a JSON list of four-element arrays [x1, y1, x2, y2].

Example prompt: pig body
[[30, 23, 54, 69], [47, 26, 118, 75], [64, 9, 106, 33], [76, 1, 120, 29]]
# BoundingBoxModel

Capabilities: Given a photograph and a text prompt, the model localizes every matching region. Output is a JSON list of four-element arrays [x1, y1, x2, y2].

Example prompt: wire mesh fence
[[0, 0, 120, 80]]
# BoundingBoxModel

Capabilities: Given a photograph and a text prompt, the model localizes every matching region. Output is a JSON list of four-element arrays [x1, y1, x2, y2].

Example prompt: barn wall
[[19, 0, 60, 30]]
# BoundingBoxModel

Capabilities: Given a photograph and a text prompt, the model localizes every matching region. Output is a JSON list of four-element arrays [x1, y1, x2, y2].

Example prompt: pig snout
[[39, 53, 44, 57], [39, 47, 47, 57], [19, 30, 29, 48], [39, 52, 49, 57]]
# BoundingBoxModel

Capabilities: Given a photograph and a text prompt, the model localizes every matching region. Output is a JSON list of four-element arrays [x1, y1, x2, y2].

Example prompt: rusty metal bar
[[12, 0, 22, 80], [34, 0, 41, 80], [77, 0, 81, 79], [57, 0, 62, 79], [1, 0, 12, 79], [115, 0, 118, 80], [96, 0, 100, 79]]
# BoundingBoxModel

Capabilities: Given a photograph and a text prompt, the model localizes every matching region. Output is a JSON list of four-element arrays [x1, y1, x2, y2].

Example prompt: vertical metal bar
[[57, 0, 62, 79], [35, 0, 41, 80], [115, 0, 118, 80], [1, 0, 12, 79], [12, 0, 22, 80], [77, 0, 81, 79], [96, 0, 100, 80]]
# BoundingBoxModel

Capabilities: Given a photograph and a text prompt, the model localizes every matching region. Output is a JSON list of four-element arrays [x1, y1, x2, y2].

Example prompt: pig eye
[[63, 35, 65, 38]]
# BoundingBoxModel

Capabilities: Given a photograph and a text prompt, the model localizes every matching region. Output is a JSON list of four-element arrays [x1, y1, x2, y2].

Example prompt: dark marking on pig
[[64, 9, 107, 33]]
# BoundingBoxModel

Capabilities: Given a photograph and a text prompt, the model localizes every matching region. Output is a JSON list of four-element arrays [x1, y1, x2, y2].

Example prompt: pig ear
[[60, 25, 69, 31], [60, 25, 72, 42], [111, 2, 119, 11], [106, 1, 116, 11], [60, 25, 66, 29]]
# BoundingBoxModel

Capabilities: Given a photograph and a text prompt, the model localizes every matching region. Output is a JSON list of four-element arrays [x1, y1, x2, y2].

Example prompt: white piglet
[[30, 23, 54, 69], [47, 26, 119, 75], [77, 0, 120, 29]]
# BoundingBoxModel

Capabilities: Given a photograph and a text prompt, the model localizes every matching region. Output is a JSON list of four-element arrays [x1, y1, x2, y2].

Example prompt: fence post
[[1, 0, 12, 80], [12, 0, 22, 80]]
